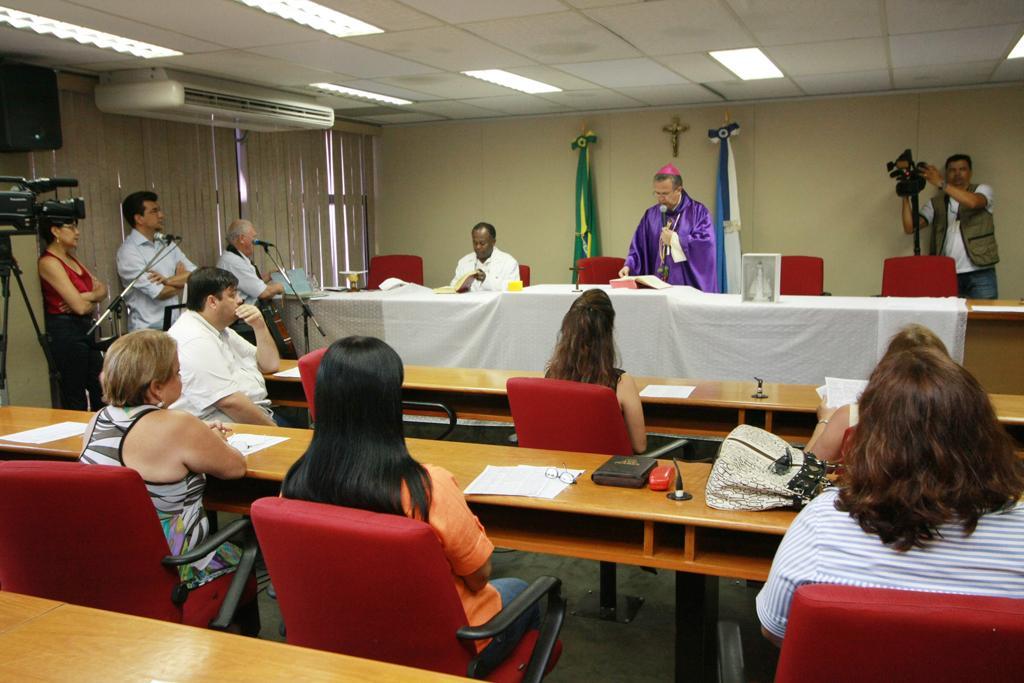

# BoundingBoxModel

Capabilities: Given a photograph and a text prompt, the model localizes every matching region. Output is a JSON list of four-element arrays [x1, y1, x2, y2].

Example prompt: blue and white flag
[[708, 122, 742, 293]]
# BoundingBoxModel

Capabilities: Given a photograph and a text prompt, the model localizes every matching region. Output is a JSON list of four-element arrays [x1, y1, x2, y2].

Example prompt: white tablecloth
[[284, 284, 967, 385]]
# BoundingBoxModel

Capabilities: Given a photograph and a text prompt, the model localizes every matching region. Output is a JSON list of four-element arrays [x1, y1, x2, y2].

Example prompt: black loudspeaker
[[0, 63, 63, 152]]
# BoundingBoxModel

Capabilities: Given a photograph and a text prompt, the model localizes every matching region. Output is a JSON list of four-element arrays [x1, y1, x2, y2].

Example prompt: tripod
[[0, 234, 60, 406]]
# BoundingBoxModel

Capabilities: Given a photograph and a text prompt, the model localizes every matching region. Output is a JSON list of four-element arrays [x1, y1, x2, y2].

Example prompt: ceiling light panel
[[0, 6, 181, 59], [234, 0, 383, 38], [1009, 34, 1024, 59], [461, 69, 561, 94], [709, 48, 784, 80], [310, 82, 412, 105]]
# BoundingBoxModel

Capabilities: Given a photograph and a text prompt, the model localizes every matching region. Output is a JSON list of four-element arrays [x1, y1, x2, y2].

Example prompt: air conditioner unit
[[95, 68, 334, 132]]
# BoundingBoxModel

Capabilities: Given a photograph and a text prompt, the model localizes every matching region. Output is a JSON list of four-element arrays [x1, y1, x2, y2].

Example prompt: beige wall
[[377, 85, 1023, 298], [0, 153, 52, 407]]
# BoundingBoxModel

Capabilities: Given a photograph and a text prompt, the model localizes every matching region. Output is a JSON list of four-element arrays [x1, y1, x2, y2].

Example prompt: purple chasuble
[[624, 193, 718, 292]]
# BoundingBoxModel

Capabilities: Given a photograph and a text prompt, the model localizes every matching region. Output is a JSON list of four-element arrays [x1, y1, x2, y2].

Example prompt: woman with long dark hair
[[545, 289, 646, 453], [758, 347, 1024, 644], [38, 217, 107, 410], [282, 336, 538, 669]]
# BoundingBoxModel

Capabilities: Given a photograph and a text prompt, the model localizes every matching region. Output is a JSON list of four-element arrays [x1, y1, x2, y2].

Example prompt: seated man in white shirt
[[450, 222, 520, 292], [168, 267, 282, 427], [216, 219, 285, 305], [116, 191, 197, 331]]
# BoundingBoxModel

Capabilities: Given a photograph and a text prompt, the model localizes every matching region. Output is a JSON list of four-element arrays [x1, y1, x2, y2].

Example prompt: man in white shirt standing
[[901, 154, 999, 299], [450, 222, 520, 292], [168, 267, 281, 427], [216, 219, 285, 305], [116, 191, 197, 330]]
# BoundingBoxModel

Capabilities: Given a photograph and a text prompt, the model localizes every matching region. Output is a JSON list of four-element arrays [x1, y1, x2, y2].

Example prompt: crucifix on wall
[[662, 116, 689, 157]]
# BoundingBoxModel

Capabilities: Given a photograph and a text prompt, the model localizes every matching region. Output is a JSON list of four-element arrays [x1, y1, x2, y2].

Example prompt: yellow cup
[[507, 280, 523, 292]]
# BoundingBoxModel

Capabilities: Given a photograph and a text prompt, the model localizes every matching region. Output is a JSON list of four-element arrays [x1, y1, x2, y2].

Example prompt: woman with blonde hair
[[79, 329, 247, 588], [545, 289, 646, 453]]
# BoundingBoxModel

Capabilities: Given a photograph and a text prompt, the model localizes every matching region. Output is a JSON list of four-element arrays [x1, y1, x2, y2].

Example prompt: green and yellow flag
[[571, 131, 599, 280]]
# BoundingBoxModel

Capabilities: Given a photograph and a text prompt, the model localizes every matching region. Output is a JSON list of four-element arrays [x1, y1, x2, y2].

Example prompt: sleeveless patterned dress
[[80, 405, 240, 588]]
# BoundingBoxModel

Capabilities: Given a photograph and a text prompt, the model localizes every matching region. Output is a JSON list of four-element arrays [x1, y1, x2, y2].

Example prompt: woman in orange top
[[38, 217, 107, 410], [282, 336, 538, 669]]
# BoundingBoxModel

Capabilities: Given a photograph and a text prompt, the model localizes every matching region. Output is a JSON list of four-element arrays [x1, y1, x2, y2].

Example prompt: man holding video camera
[[901, 154, 998, 299]]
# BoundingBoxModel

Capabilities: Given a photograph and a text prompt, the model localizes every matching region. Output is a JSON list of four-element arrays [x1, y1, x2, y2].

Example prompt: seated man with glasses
[[618, 163, 718, 291]]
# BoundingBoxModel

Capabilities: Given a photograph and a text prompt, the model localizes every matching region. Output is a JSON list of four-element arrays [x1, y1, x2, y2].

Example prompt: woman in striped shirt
[[757, 347, 1024, 644]]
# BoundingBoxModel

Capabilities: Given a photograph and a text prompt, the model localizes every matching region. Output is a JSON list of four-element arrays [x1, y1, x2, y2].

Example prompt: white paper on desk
[[228, 434, 289, 456], [640, 384, 696, 399], [823, 377, 868, 409], [272, 366, 301, 378], [464, 465, 584, 500], [969, 305, 1023, 314], [0, 421, 88, 444]]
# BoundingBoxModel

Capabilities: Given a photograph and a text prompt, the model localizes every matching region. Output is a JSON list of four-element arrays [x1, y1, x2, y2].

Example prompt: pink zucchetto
[[657, 163, 681, 176]]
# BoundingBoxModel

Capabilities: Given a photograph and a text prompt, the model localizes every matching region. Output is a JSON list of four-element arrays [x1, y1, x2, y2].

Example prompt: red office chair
[[519, 264, 531, 287], [881, 256, 957, 297], [780, 256, 825, 296], [576, 256, 625, 285], [506, 377, 686, 622], [298, 347, 455, 438], [252, 497, 564, 681], [777, 584, 1024, 682], [0, 460, 259, 632], [367, 254, 424, 290]]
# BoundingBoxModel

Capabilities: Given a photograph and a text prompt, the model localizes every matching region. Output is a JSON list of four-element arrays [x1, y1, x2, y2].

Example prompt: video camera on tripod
[[885, 149, 927, 255], [0, 176, 84, 405]]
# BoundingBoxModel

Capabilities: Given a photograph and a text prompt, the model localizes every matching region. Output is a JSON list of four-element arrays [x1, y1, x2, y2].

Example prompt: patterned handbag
[[705, 425, 833, 511]]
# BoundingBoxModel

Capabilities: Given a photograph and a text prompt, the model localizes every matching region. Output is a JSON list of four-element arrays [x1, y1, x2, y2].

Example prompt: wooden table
[[0, 593, 461, 682], [964, 299, 1024, 394], [266, 363, 1024, 448], [0, 406, 795, 681]]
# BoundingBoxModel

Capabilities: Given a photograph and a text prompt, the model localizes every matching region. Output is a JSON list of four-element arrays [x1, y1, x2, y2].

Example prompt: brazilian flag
[[571, 131, 599, 281]]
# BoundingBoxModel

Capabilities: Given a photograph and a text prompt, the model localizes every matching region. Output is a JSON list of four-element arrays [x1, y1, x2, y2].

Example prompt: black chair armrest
[[459, 576, 566, 682], [646, 438, 689, 460], [717, 620, 745, 683], [162, 517, 259, 630], [402, 400, 457, 440]]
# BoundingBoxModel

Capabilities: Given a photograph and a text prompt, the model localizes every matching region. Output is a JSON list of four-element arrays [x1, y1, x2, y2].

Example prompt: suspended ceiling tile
[[990, 58, 1024, 82], [318, 0, 442, 31], [540, 88, 645, 110], [765, 38, 889, 76], [396, 0, 566, 24], [886, 0, 1024, 35], [410, 100, 499, 118], [792, 69, 892, 95], [891, 61, 999, 89], [347, 26, 535, 71], [725, 0, 882, 45], [584, 0, 751, 56], [890, 25, 1022, 68], [251, 39, 437, 78], [616, 83, 724, 105], [462, 11, 639, 64], [309, 95, 378, 109], [555, 58, 688, 88], [657, 52, 737, 83], [375, 72, 514, 98], [149, 51, 345, 86], [361, 111, 447, 124], [562, 0, 637, 6], [458, 94, 573, 115], [704, 77, 803, 100]]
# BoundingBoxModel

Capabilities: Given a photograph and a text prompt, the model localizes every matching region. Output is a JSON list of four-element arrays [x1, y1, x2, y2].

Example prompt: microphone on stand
[[253, 239, 275, 250], [660, 204, 671, 271], [155, 232, 182, 243]]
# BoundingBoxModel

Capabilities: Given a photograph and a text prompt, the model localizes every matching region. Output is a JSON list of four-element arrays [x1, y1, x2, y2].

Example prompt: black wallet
[[590, 456, 657, 488]]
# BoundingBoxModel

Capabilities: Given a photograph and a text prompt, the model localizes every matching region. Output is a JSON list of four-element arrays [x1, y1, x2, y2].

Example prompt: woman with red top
[[38, 217, 107, 410]]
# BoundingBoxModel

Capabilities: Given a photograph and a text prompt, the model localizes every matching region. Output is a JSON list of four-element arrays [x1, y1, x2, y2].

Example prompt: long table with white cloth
[[284, 284, 967, 385]]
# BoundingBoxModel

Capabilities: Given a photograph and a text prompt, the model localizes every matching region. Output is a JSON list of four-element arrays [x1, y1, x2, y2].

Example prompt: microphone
[[667, 456, 693, 501], [156, 232, 182, 243], [660, 204, 671, 269], [253, 239, 275, 249]]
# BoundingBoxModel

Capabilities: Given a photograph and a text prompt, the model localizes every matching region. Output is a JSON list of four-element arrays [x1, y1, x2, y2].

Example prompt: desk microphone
[[253, 239, 275, 249], [667, 456, 693, 501]]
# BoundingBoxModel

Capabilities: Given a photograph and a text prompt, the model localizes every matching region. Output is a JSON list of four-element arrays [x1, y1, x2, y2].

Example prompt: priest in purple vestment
[[619, 164, 718, 292]]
